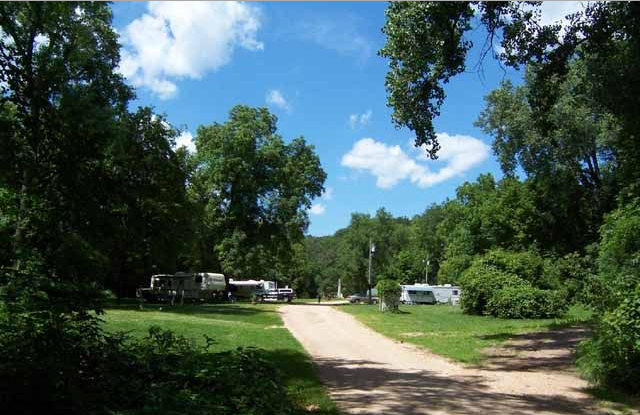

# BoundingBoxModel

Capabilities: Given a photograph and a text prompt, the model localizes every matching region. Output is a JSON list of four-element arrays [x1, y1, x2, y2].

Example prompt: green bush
[[597, 201, 640, 309], [376, 279, 401, 312], [481, 248, 546, 287], [0, 313, 295, 415], [487, 286, 569, 319], [576, 202, 640, 392], [459, 261, 529, 315], [543, 252, 596, 304], [577, 285, 640, 392]]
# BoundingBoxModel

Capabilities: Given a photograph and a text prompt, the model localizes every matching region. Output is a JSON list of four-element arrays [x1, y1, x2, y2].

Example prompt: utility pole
[[424, 257, 430, 285], [368, 238, 375, 304]]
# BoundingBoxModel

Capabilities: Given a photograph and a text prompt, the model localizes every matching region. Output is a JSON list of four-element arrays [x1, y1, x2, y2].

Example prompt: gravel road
[[280, 304, 610, 415]]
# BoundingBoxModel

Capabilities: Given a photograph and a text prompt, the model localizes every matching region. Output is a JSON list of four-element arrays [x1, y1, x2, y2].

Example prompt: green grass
[[103, 302, 338, 414], [339, 303, 592, 365]]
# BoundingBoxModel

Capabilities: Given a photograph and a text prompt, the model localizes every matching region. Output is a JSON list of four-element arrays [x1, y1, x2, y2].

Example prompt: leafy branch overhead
[[380, 1, 640, 165]]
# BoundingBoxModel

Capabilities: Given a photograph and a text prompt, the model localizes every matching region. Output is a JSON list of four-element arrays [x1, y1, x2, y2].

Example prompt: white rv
[[430, 284, 461, 305], [400, 285, 437, 304], [400, 284, 462, 305]]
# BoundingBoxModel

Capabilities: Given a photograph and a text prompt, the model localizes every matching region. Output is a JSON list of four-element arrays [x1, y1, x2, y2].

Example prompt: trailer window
[[408, 290, 417, 294], [452, 290, 459, 295], [195, 276, 203, 283]]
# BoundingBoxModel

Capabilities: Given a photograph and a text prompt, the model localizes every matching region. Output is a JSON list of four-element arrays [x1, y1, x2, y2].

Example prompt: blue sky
[[110, 2, 582, 236]]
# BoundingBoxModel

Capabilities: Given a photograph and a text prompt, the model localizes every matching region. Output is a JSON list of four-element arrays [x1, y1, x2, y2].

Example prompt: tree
[[192, 106, 326, 278], [0, 2, 134, 312], [1, 2, 193, 308], [476, 62, 619, 244], [380, 1, 640, 174]]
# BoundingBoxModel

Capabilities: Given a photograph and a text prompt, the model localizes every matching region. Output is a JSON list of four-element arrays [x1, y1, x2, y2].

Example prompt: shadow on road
[[313, 357, 597, 415], [479, 326, 591, 372]]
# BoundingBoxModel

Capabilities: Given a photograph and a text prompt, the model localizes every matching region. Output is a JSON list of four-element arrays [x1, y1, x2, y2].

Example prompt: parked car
[[348, 289, 379, 304]]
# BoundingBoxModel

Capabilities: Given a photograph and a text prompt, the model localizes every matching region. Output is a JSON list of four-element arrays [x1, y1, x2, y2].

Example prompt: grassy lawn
[[103, 302, 338, 414], [339, 303, 592, 365]]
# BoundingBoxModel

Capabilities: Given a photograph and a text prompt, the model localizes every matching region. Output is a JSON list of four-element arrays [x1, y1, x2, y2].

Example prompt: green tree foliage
[[476, 63, 619, 245], [576, 202, 640, 391], [458, 259, 528, 315], [0, 314, 296, 415], [381, 2, 640, 175], [0, 3, 193, 307], [190, 106, 326, 279], [578, 286, 640, 393], [597, 201, 640, 309], [375, 279, 401, 313], [487, 286, 568, 319]]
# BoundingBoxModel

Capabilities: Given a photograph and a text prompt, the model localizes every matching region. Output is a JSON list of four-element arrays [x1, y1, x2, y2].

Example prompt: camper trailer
[[430, 284, 461, 305], [138, 272, 226, 303], [400, 285, 437, 304], [400, 284, 462, 305]]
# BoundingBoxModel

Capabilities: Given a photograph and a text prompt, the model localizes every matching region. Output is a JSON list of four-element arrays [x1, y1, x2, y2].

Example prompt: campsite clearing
[[340, 303, 592, 364], [103, 303, 338, 415]]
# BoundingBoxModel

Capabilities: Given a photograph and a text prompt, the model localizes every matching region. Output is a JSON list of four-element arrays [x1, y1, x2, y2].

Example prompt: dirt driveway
[[280, 304, 612, 415]]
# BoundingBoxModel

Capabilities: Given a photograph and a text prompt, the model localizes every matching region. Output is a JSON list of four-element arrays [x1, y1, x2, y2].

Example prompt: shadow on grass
[[584, 386, 640, 411], [478, 326, 592, 372], [258, 349, 340, 415], [105, 302, 279, 317], [307, 356, 597, 415]]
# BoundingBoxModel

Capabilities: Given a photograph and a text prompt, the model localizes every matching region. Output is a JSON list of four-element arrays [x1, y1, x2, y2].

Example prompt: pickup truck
[[259, 288, 295, 303], [348, 289, 379, 304]]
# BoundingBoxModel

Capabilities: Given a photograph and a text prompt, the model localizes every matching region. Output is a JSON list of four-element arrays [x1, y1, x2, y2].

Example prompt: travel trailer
[[400, 285, 437, 304], [400, 284, 462, 305], [137, 272, 226, 303], [430, 284, 461, 305]]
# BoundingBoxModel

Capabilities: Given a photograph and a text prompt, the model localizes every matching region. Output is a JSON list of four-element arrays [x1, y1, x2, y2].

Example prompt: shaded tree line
[[0, 3, 325, 414]]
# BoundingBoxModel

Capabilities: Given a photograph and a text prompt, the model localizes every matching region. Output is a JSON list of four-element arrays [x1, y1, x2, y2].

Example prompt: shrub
[[597, 201, 640, 309], [459, 260, 529, 315], [577, 285, 640, 393], [487, 286, 569, 319], [376, 279, 401, 313], [0, 313, 295, 415], [481, 248, 546, 287], [543, 252, 596, 303], [576, 202, 640, 392]]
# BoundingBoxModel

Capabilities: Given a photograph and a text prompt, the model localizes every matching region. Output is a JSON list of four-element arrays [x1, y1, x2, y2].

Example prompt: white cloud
[[297, 16, 373, 59], [349, 109, 372, 129], [175, 131, 195, 153], [321, 187, 334, 201], [265, 89, 291, 112], [309, 203, 326, 216], [341, 133, 489, 189], [119, 1, 263, 99], [537, 2, 585, 28]]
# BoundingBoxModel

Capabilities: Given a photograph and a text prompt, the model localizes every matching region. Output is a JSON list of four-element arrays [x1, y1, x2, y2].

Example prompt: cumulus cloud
[[175, 131, 195, 153], [341, 133, 489, 189], [349, 110, 372, 129], [309, 203, 326, 216], [119, 1, 263, 99], [265, 89, 291, 112]]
